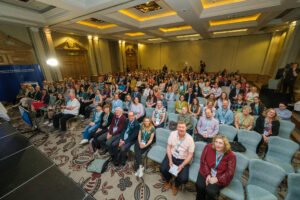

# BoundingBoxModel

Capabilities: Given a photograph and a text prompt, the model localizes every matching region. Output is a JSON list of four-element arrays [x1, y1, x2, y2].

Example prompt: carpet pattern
[[8, 108, 300, 200]]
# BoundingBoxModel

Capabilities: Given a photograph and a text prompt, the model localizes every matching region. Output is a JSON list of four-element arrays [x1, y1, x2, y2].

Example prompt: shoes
[[79, 139, 88, 145], [99, 149, 108, 155], [164, 181, 172, 191], [135, 168, 140, 177], [172, 184, 178, 196], [89, 139, 96, 153], [43, 121, 49, 125], [79, 114, 84, 118], [138, 166, 144, 178], [48, 123, 53, 127]]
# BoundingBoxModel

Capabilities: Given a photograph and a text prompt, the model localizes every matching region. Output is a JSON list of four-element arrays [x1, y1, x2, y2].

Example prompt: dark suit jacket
[[120, 119, 140, 144], [34, 91, 42, 101], [185, 93, 195, 104], [250, 102, 264, 116], [229, 88, 244, 101], [42, 94, 50, 104]]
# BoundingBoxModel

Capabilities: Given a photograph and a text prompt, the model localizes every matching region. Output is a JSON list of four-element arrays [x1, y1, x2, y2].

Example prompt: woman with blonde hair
[[134, 117, 156, 177], [234, 105, 254, 130], [254, 108, 280, 146], [196, 135, 236, 200]]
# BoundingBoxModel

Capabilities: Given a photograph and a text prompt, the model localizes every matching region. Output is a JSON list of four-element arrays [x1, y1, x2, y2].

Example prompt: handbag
[[230, 141, 246, 152], [169, 121, 177, 131]]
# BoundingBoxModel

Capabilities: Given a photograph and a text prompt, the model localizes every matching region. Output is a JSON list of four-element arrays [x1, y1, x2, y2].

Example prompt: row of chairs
[[145, 128, 300, 200]]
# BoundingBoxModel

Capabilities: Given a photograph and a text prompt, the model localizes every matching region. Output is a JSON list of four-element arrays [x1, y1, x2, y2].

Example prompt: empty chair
[[219, 124, 238, 142], [285, 173, 300, 200], [278, 120, 295, 139], [147, 128, 171, 164], [39, 95, 56, 111], [237, 130, 261, 159], [221, 152, 248, 200], [141, 96, 147, 106], [268, 79, 280, 91], [145, 107, 154, 118], [188, 141, 206, 183], [197, 97, 206, 107], [167, 101, 176, 113], [264, 136, 299, 173], [246, 159, 286, 200], [167, 113, 178, 129]]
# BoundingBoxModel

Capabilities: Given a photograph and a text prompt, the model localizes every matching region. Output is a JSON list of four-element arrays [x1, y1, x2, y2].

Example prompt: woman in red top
[[196, 135, 236, 200], [31, 89, 50, 112]]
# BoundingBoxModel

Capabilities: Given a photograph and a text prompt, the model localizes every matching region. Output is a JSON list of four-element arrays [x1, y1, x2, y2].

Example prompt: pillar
[[87, 35, 98, 76]]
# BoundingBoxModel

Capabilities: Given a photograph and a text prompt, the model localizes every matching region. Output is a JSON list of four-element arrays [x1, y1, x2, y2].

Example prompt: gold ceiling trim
[[124, 32, 145, 36], [176, 34, 200, 38], [201, 0, 245, 8], [159, 25, 192, 32], [118, 9, 177, 21], [209, 13, 261, 26], [148, 38, 162, 41], [76, 21, 117, 29], [213, 28, 248, 34]]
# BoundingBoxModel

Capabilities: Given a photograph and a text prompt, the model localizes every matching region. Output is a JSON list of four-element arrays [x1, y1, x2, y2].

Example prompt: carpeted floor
[[7, 107, 300, 200]]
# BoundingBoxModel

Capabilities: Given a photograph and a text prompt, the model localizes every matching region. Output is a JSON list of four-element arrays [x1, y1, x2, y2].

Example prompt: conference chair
[[278, 120, 295, 139], [39, 95, 56, 112], [141, 96, 147, 106], [167, 113, 178, 130], [192, 117, 197, 138], [221, 152, 249, 200], [264, 136, 299, 173], [285, 173, 300, 200], [167, 101, 176, 113], [268, 79, 280, 93], [145, 107, 154, 118], [147, 128, 170, 165], [237, 130, 261, 159], [197, 97, 206, 107], [219, 124, 238, 142], [246, 159, 286, 200], [188, 141, 206, 183]]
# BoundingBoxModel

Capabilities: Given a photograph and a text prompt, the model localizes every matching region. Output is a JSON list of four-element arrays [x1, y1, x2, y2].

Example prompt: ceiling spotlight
[[94, 36, 98, 40], [87, 35, 92, 39], [46, 58, 58, 67]]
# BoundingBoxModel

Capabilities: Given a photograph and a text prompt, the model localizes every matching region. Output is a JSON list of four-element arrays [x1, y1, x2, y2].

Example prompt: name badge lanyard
[[193, 106, 196, 113], [255, 106, 259, 114], [142, 130, 148, 143], [221, 109, 228, 119], [240, 115, 247, 126], [176, 135, 185, 152], [204, 119, 211, 131], [215, 151, 224, 170], [104, 112, 110, 123]]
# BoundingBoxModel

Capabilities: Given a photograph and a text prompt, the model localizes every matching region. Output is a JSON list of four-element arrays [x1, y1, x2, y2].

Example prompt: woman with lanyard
[[234, 105, 254, 130], [231, 93, 247, 113], [201, 81, 211, 98], [134, 117, 155, 178], [152, 101, 166, 129], [250, 96, 265, 116], [175, 95, 188, 114], [189, 98, 201, 118], [84, 89, 103, 119], [254, 108, 280, 152], [146, 90, 157, 108], [79, 87, 95, 116], [196, 135, 236, 200]]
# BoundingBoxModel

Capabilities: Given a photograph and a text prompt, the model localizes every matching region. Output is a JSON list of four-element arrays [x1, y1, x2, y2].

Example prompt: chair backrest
[[278, 120, 295, 139], [174, 94, 180, 101], [247, 159, 286, 195], [49, 95, 56, 105], [218, 124, 238, 142], [197, 97, 206, 107], [192, 117, 198, 137], [191, 142, 207, 165], [285, 173, 300, 200], [167, 101, 176, 113], [168, 113, 178, 128], [221, 86, 230, 96], [268, 79, 280, 90], [141, 96, 147, 106], [265, 136, 299, 164], [233, 152, 248, 180], [237, 130, 262, 153], [253, 115, 259, 128], [145, 107, 154, 118], [155, 128, 171, 148]]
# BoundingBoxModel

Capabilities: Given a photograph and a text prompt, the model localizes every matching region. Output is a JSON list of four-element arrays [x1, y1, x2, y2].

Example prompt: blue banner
[[18, 106, 32, 126], [0, 65, 44, 102]]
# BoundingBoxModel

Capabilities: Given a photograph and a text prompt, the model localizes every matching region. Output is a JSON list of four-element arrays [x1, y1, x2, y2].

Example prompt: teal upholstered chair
[[264, 136, 299, 173], [39, 95, 56, 111], [167, 113, 178, 130], [188, 141, 206, 183], [268, 79, 280, 91], [237, 130, 261, 159], [145, 107, 154, 118], [285, 173, 300, 200], [167, 101, 176, 113], [221, 152, 248, 200], [219, 124, 238, 142], [192, 117, 198, 138], [197, 97, 206, 107], [246, 159, 286, 200], [141, 96, 147, 106], [278, 120, 295, 139], [147, 128, 170, 164]]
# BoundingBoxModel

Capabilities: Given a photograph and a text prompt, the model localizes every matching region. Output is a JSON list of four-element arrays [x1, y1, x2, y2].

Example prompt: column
[[87, 35, 98, 76], [44, 28, 63, 81], [93, 36, 102, 74], [28, 27, 53, 81]]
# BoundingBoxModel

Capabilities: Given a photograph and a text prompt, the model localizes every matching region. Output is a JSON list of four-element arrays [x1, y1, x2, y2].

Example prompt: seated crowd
[[14, 69, 295, 199]]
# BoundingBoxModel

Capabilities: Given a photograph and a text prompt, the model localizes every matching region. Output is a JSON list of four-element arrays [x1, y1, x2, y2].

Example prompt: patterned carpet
[[7, 107, 300, 200]]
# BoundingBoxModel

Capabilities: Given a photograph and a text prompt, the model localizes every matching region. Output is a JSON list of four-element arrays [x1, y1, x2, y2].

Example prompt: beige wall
[[139, 33, 272, 74]]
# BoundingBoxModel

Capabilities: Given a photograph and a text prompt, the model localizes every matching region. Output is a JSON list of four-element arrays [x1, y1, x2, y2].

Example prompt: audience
[[250, 96, 265, 116], [189, 98, 201, 118], [215, 100, 234, 125], [160, 121, 195, 195], [234, 106, 254, 130], [275, 102, 292, 120], [130, 97, 145, 123], [112, 93, 123, 112], [178, 106, 194, 135], [146, 90, 157, 108], [152, 101, 166, 128], [196, 135, 236, 200], [231, 93, 247, 112], [196, 108, 219, 143], [175, 95, 188, 114]]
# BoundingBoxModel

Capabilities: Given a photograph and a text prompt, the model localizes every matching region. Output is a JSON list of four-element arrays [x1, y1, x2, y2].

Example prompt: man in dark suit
[[185, 87, 195, 104], [110, 111, 140, 167], [229, 82, 244, 102]]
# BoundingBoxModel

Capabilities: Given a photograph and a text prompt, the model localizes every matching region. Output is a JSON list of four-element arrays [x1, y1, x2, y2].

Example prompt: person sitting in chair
[[196, 108, 219, 143], [178, 106, 194, 135], [215, 100, 234, 125]]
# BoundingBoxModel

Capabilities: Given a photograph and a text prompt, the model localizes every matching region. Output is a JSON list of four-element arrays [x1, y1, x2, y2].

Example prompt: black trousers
[[195, 173, 223, 200], [110, 139, 134, 165], [53, 113, 75, 131], [160, 155, 189, 187], [134, 141, 151, 171], [283, 80, 295, 101], [79, 102, 92, 115], [194, 134, 213, 143]]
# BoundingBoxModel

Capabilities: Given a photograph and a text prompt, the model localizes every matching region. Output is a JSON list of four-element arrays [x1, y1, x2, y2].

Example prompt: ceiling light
[[94, 36, 98, 40], [46, 58, 58, 67], [76, 21, 117, 29], [118, 9, 177, 21], [87, 35, 92, 40], [213, 29, 248, 35], [176, 34, 200, 38], [159, 25, 192, 32], [148, 38, 162, 41], [124, 32, 145, 37], [209, 13, 261, 26]]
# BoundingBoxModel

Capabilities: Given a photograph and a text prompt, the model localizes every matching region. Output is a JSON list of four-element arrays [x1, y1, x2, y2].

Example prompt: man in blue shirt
[[112, 93, 123, 112], [131, 87, 141, 101], [215, 100, 234, 125]]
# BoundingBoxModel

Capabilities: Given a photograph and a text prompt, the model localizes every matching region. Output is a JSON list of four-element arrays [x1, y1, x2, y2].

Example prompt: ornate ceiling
[[0, 0, 299, 43]]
